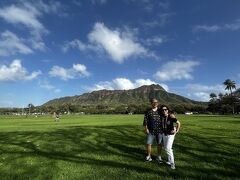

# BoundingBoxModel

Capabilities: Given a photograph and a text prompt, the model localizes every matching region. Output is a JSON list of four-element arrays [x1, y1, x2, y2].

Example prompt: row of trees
[[0, 102, 207, 115], [208, 79, 240, 114]]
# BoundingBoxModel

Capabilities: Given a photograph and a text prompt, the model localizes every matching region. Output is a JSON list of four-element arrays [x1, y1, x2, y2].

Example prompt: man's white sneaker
[[157, 156, 163, 163], [170, 163, 176, 169], [146, 155, 152, 161]]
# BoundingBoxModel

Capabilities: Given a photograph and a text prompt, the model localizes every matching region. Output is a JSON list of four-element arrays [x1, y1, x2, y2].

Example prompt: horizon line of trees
[[0, 102, 207, 115]]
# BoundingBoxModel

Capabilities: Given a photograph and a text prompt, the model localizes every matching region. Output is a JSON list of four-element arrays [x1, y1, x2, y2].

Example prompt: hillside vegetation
[[43, 84, 204, 107]]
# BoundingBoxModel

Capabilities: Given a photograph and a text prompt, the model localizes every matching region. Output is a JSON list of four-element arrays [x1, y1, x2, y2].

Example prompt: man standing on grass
[[143, 98, 163, 163]]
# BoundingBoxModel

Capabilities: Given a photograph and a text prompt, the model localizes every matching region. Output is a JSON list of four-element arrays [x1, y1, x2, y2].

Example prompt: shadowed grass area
[[0, 114, 239, 179]]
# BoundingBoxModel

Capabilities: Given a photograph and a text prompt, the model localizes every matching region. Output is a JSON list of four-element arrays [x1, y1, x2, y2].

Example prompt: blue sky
[[0, 0, 240, 107]]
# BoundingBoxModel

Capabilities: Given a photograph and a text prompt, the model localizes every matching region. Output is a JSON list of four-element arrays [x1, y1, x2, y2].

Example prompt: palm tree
[[28, 103, 34, 115], [209, 93, 218, 114], [209, 93, 217, 101], [223, 79, 236, 114], [218, 93, 224, 100]]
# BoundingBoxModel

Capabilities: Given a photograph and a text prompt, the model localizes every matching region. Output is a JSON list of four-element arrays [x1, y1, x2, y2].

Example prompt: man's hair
[[150, 98, 158, 103]]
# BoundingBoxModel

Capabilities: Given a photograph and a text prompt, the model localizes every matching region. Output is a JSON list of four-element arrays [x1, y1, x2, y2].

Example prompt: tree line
[[208, 79, 240, 114], [0, 102, 207, 115]]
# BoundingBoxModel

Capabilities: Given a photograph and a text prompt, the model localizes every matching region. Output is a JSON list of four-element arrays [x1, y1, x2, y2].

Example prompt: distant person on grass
[[54, 112, 60, 122], [143, 98, 163, 163], [160, 105, 181, 169]]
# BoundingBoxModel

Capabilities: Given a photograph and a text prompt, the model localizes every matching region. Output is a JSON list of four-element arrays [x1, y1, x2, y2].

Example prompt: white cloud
[[134, 78, 169, 91], [145, 36, 164, 46], [159, 83, 169, 92], [73, 64, 90, 77], [191, 92, 210, 102], [193, 19, 240, 32], [88, 22, 148, 63], [49, 66, 74, 80], [193, 25, 220, 32], [0, 2, 46, 50], [143, 13, 175, 28], [62, 39, 98, 53], [0, 1, 63, 52], [31, 0, 62, 14], [89, 78, 169, 92], [128, 0, 169, 12], [154, 60, 200, 81], [62, 39, 87, 52], [113, 78, 135, 90], [158, 2, 170, 9], [186, 84, 225, 92], [0, 4, 45, 32], [0, 59, 41, 81], [63, 22, 156, 63], [0, 30, 33, 56], [49, 63, 90, 81], [72, 0, 82, 7], [134, 79, 156, 87], [92, 81, 114, 91], [72, 0, 107, 6], [185, 84, 226, 101], [0, 0, 62, 30], [90, 0, 107, 4], [39, 80, 61, 93], [29, 38, 46, 51]]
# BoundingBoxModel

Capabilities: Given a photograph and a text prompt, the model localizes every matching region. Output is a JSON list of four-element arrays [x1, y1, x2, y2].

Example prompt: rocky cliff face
[[43, 84, 201, 106]]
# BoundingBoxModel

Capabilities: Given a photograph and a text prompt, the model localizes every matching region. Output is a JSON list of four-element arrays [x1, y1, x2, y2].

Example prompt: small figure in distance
[[55, 112, 60, 122]]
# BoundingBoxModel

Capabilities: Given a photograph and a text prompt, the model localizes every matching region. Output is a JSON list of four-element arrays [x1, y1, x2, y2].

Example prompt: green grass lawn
[[0, 114, 239, 179]]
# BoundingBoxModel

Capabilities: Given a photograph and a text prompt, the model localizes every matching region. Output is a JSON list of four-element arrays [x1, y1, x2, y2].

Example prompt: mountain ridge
[[43, 84, 204, 107]]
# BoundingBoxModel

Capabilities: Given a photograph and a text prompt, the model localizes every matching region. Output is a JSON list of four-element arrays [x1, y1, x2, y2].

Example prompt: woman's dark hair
[[159, 105, 173, 115]]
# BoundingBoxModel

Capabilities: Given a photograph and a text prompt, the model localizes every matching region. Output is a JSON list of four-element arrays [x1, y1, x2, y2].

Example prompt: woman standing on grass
[[160, 105, 181, 170]]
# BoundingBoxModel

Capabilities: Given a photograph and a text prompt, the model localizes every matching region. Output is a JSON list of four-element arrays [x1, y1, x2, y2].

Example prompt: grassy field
[[0, 114, 239, 179]]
